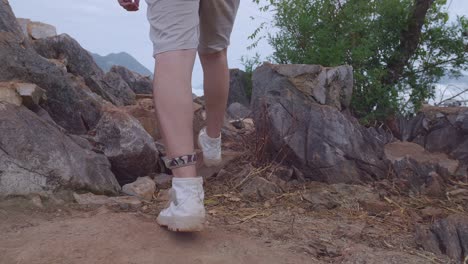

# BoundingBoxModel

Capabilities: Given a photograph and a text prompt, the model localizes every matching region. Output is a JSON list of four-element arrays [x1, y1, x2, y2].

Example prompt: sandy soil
[[0, 205, 310, 264]]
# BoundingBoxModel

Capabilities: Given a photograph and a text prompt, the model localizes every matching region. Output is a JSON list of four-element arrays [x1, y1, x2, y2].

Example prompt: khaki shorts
[[145, 0, 240, 55]]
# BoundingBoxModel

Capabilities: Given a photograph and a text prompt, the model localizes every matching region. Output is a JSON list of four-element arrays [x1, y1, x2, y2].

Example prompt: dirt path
[[0, 149, 461, 264], [0, 207, 310, 264]]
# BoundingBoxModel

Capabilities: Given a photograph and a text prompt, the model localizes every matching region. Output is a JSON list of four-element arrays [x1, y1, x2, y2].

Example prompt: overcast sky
[[9, 0, 468, 95]]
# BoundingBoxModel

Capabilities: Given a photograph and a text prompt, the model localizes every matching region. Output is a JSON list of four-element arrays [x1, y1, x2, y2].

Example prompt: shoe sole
[[197, 132, 222, 168], [157, 215, 205, 232]]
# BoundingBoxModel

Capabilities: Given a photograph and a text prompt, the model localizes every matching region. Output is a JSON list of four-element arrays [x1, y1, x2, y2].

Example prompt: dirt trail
[[0, 207, 309, 264], [0, 140, 462, 264]]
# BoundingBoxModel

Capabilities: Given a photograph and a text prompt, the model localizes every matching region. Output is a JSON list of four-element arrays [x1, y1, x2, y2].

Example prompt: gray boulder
[[110, 65, 153, 94], [16, 19, 57, 40], [103, 71, 136, 106], [227, 102, 252, 120], [416, 214, 468, 262], [384, 141, 462, 195], [29, 21, 57, 40], [251, 63, 388, 183], [392, 105, 468, 164], [0, 2, 102, 134], [32, 34, 135, 106], [0, 102, 120, 196], [94, 107, 158, 185], [122, 98, 161, 140], [16, 18, 30, 38], [228, 69, 250, 107]]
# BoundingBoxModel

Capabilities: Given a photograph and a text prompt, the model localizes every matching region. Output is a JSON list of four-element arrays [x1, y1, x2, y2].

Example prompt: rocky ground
[[1, 1, 468, 263], [1, 129, 466, 264]]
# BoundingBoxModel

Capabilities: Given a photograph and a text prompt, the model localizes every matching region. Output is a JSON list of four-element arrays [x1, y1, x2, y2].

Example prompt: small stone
[[242, 118, 255, 132], [154, 173, 173, 189], [73, 193, 112, 206], [420, 206, 447, 220], [359, 200, 392, 216], [0, 82, 22, 106], [240, 176, 283, 201], [299, 208, 307, 214], [302, 190, 339, 210], [230, 119, 245, 129], [422, 172, 444, 197], [156, 189, 172, 203], [30, 195, 43, 208], [122, 176, 156, 201], [110, 196, 142, 210], [14, 83, 45, 109]]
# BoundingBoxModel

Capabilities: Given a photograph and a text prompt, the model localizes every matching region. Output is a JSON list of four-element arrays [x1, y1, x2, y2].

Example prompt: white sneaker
[[198, 127, 222, 167], [156, 177, 206, 232]]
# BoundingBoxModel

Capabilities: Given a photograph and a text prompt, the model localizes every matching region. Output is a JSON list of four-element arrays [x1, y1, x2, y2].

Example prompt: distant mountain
[[91, 52, 152, 77]]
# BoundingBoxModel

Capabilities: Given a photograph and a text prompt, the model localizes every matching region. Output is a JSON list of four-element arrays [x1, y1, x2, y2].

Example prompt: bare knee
[[199, 48, 227, 63]]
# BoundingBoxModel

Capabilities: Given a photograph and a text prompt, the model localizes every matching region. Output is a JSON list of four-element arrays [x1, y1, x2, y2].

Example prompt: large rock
[[0, 102, 120, 196], [123, 98, 160, 140], [15, 18, 57, 40], [415, 214, 468, 262], [29, 21, 57, 39], [392, 106, 468, 163], [251, 63, 388, 183], [253, 63, 354, 111], [227, 102, 252, 120], [94, 107, 159, 185], [0, 82, 46, 105], [110, 65, 153, 94], [228, 69, 250, 107], [0, 2, 103, 134], [32, 34, 134, 106], [103, 71, 136, 106], [16, 18, 30, 38], [384, 141, 462, 193]]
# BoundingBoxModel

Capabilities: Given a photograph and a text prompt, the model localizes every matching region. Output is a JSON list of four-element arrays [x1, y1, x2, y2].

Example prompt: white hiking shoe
[[198, 127, 222, 167], [156, 177, 206, 232]]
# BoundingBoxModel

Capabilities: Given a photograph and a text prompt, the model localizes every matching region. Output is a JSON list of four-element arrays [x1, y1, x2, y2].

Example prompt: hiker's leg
[[199, 49, 229, 138], [147, 0, 205, 231], [196, 0, 240, 167], [153, 50, 197, 178]]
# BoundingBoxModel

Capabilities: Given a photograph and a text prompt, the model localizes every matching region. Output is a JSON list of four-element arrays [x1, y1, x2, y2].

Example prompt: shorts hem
[[153, 41, 199, 56], [198, 45, 229, 54]]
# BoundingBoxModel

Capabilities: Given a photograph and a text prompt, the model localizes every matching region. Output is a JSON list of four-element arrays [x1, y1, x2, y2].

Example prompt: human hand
[[118, 0, 140, 12]]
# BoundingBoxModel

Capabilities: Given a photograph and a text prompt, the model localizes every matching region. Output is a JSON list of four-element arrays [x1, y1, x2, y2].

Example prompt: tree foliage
[[251, 0, 468, 122]]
